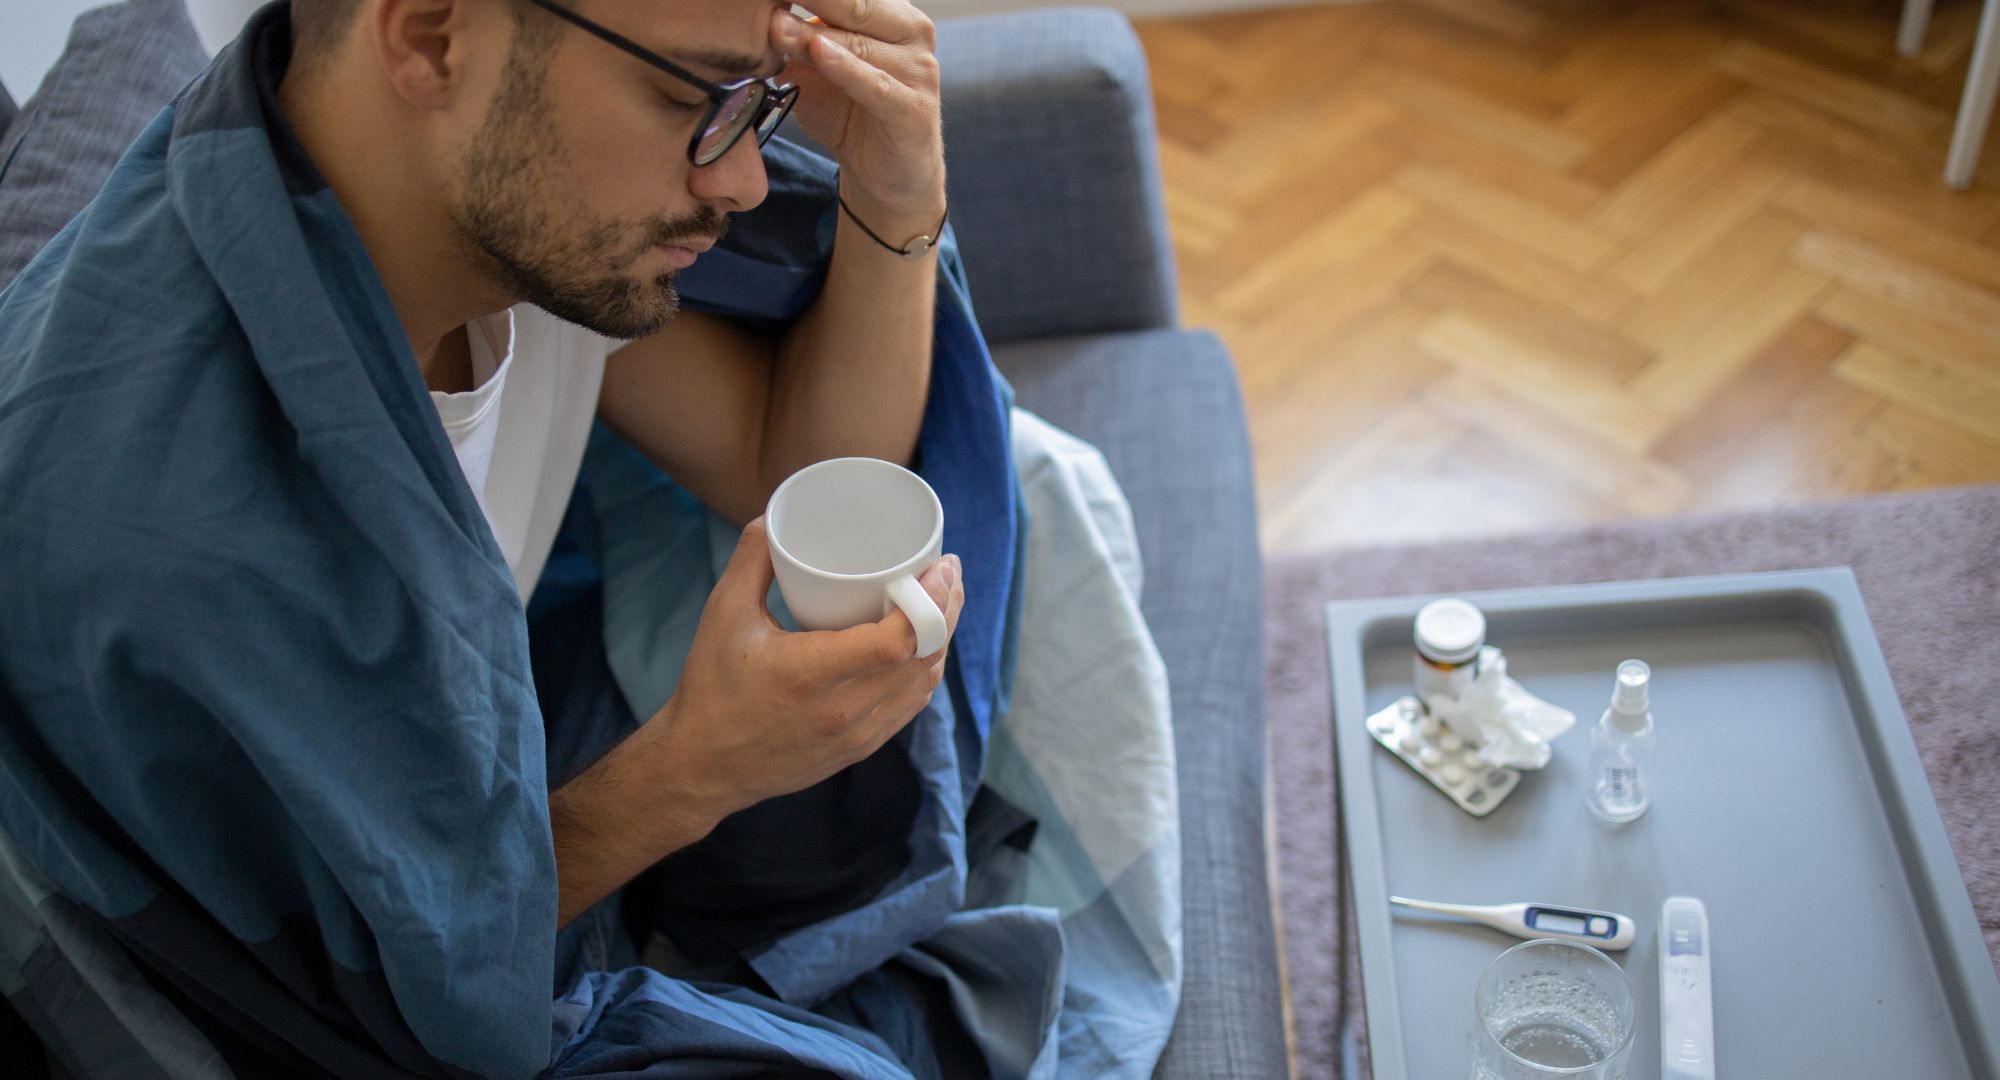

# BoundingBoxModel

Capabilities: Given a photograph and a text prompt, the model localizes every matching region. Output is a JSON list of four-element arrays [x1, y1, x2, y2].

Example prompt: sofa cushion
[[938, 8, 1178, 346], [0, 0, 208, 290], [992, 328, 1290, 1079]]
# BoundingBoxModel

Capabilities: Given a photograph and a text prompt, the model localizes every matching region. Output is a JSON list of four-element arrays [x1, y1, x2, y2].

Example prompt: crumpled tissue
[[1423, 646, 1575, 769]]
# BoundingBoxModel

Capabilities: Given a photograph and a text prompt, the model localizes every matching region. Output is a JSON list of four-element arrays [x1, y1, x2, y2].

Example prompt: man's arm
[[548, 715, 720, 928], [594, 198, 939, 525], [548, 522, 964, 927], [597, 4, 946, 526]]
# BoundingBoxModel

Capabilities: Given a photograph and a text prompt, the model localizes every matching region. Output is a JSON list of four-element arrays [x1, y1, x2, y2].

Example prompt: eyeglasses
[[520, 0, 799, 167]]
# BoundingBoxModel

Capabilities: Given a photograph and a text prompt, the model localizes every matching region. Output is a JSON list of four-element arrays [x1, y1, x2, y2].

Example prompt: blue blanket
[[0, 5, 1047, 1077]]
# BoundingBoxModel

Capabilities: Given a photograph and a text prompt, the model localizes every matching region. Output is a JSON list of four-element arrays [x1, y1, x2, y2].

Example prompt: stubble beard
[[447, 53, 727, 341]]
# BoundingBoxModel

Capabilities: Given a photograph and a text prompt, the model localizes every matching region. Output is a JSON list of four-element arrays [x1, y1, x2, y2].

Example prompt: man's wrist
[[634, 696, 734, 833], [837, 178, 947, 257], [548, 698, 727, 926]]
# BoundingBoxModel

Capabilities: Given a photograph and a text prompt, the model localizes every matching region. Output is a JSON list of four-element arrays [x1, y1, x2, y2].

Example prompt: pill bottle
[[1413, 598, 1485, 705]]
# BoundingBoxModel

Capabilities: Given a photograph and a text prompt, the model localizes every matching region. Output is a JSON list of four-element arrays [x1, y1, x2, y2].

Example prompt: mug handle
[[885, 572, 948, 659]]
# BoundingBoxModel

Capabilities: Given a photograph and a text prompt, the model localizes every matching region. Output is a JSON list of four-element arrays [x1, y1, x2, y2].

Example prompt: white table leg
[[1944, 0, 2000, 189], [1900, 0, 1937, 56]]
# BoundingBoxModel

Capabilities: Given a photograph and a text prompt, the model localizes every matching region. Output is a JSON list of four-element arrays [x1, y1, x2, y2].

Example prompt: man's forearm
[[547, 717, 720, 928], [757, 182, 944, 487]]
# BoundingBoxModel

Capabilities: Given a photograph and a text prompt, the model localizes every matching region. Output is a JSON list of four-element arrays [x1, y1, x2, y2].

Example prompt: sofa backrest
[[0, 0, 209, 291]]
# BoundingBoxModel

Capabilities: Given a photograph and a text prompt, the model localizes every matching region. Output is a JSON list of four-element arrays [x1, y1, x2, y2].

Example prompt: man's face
[[446, 0, 783, 340]]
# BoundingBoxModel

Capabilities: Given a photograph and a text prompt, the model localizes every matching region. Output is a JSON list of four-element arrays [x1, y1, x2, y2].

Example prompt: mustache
[[642, 208, 729, 251]]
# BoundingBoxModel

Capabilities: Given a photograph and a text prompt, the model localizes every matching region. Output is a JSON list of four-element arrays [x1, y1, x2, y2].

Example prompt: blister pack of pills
[[1365, 696, 1521, 816]]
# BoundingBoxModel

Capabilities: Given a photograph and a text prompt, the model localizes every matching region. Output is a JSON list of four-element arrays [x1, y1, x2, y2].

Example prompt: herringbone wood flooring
[[1136, 0, 2000, 553]]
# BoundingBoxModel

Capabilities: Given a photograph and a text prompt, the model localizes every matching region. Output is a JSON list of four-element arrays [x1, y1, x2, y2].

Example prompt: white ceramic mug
[[765, 457, 948, 657]]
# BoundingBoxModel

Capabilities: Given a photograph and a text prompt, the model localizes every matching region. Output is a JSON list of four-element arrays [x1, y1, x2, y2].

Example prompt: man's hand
[[649, 516, 964, 823], [770, 0, 945, 229], [596, 2, 948, 529], [549, 518, 962, 927]]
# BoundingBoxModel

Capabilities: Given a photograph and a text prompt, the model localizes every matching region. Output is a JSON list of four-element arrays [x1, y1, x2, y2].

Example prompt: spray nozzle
[[1609, 659, 1651, 722]]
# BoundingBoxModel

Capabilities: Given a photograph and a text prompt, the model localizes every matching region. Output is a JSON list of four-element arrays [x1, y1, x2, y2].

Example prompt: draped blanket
[[0, 4, 1177, 1077]]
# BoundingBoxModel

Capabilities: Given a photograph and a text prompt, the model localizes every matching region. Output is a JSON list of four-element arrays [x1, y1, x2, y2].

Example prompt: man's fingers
[[917, 555, 951, 607], [776, 10, 934, 95], [790, 0, 932, 46], [907, 554, 960, 660], [715, 518, 778, 616], [941, 554, 964, 633], [797, 31, 914, 110], [803, 554, 963, 675], [879, 597, 927, 663], [777, 14, 866, 63], [815, 614, 923, 673], [855, 554, 960, 664]]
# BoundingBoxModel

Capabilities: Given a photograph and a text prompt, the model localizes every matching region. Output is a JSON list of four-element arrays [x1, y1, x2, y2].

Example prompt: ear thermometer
[[1388, 896, 1636, 951], [1659, 896, 1715, 1080]]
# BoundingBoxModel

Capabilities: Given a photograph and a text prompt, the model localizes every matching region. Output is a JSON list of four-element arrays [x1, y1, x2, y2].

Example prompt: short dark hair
[[290, 0, 363, 67], [288, 0, 562, 77]]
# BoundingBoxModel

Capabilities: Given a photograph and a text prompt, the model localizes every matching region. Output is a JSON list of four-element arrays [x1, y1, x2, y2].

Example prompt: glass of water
[[1471, 939, 1635, 1079]]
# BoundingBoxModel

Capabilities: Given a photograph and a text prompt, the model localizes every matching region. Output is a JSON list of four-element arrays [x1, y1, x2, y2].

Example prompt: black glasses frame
[[519, 0, 799, 167]]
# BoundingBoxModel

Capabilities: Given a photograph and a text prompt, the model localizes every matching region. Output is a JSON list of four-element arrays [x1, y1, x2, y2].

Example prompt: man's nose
[[689, 132, 770, 212]]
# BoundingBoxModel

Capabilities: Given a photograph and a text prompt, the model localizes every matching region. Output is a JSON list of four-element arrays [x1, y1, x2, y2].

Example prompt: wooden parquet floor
[[1135, 0, 2000, 553]]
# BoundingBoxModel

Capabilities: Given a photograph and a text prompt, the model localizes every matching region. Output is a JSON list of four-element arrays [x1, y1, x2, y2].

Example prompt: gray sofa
[[933, 11, 1287, 1077], [0, 4, 1287, 1076]]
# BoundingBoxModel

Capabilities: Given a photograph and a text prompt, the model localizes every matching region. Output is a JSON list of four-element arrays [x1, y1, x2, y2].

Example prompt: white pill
[[1400, 734, 1421, 755], [1440, 764, 1467, 786], [1417, 716, 1442, 739], [1438, 732, 1464, 753], [1418, 746, 1444, 768], [1459, 749, 1485, 768]]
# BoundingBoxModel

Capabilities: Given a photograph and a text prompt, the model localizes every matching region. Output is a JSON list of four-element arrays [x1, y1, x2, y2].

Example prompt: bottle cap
[[1414, 599, 1485, 664], [1609, 659, 1651, 730]]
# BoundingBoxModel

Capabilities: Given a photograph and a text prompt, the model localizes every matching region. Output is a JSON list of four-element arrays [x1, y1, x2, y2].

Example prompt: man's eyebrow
[[664, 46, 787, 81]]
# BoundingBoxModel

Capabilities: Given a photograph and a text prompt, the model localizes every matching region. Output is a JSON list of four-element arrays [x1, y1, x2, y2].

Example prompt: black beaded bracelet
[[837, 191, 948, 261]]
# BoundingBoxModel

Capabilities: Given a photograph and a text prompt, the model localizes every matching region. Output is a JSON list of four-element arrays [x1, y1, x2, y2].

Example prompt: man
[[272, 0, 969, 931], [0, 0, 1062, 1075]]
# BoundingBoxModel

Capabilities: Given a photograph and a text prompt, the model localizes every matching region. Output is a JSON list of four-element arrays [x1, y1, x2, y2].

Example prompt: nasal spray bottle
[[1587, 659, 1655, 824]]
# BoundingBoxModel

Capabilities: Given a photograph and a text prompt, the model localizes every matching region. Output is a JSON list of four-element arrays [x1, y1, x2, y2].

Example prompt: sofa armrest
[[936, 7, 1179, 345], [996, 329, 1289, 1080]]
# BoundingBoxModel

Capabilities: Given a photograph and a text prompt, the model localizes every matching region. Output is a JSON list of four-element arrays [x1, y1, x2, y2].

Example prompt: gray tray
[[1326, 569, 2000, 1080]]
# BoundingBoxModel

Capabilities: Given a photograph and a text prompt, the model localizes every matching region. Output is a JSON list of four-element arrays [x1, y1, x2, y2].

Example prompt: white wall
[[1, 0, 259, 103]]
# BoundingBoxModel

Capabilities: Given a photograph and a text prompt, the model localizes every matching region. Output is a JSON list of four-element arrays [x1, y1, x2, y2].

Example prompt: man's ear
[[365, 0, 488, 110]]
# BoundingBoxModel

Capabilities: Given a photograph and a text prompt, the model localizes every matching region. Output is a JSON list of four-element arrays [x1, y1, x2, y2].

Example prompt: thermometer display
[[1528, 907, 1619, 939]]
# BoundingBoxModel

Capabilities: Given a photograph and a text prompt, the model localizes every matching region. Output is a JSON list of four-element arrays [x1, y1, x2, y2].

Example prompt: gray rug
[[1264, 485, 2000, 1079]]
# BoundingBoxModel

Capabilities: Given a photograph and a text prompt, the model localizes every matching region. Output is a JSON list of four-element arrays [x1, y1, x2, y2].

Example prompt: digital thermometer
[[1659, 896, 1715, 1080], [1388, 895, 1636, 951]]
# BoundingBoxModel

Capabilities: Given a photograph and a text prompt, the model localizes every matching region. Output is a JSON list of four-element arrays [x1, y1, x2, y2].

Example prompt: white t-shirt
[[428, 305, 613, 599]]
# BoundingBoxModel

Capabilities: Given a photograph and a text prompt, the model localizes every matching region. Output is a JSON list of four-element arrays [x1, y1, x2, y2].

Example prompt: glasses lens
[[696, 83, 763, 165], [755, 85, 798, 145]]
